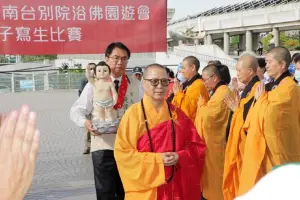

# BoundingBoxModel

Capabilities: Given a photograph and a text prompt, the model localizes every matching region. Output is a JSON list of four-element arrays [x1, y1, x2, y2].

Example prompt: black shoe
[[83, 148, 90, 154]]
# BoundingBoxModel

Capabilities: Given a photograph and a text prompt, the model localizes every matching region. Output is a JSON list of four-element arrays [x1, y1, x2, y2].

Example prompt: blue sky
[[168, 0, 244, 20]]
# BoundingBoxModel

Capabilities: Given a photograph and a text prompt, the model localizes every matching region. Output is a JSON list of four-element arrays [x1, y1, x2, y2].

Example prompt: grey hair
[[240, 51, 257, 57]]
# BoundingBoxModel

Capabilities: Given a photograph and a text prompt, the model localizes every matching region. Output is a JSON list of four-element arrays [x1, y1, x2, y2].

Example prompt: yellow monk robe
[[195, 83, 233, 200], [114, 95, 206, 200], [238, 73, 300, 196], [223, 76, 260, 200], [172, 74, 209, 122]]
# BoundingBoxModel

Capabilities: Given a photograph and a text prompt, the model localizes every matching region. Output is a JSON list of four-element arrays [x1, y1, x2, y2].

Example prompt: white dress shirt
[[138, 81, 144, 101]]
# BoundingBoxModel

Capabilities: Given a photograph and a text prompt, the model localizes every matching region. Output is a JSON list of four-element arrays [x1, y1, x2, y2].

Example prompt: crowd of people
[[70, 43, 300, 200], [0, 42, 300, 200]]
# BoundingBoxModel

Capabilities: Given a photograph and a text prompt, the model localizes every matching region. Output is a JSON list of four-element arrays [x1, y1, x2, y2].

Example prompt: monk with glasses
[[114, 63, 206, 200]]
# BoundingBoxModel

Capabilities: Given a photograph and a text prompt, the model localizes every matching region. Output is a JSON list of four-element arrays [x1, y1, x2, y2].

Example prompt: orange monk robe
[[172, 78, 209, 122], [238, 76, 300, 196], [195, 84, 233, 200], [114, 95, 206, 200], [223, 77, 260, 200]]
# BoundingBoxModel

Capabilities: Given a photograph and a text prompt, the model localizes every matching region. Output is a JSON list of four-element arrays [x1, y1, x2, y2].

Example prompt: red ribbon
[[113, 75, 129, 110]]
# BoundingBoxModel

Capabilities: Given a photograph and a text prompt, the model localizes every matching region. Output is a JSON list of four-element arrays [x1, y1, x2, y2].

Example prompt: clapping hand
[[173, 79, 183, 95], [255, 82, 265, 100], [232, 77, 238, 91], [224, 92, 239, 112]]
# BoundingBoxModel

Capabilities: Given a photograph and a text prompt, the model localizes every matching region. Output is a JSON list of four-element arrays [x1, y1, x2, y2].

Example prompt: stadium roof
[[168, 0, 300, 25]]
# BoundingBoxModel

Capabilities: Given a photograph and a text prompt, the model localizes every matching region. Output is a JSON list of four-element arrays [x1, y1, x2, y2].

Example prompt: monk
[[223, 55, 260, 200], [114, 64, 206, 200], [195, 64, 233, 200], [169, 56, 209, 122], [238, 46, 300, 196]]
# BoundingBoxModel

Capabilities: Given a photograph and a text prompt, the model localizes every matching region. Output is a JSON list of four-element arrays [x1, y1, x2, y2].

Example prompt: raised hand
[[232, 77, 238, 91], [224, 93, 239, 112], [173, 79, 183, 95], [0, 105, 40, 200], [255, 82, 265, 100]]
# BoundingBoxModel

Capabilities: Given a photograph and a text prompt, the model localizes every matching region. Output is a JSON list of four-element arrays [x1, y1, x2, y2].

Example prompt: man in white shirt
[[132, 66, 144, 100], [70, 42, 140, 200]]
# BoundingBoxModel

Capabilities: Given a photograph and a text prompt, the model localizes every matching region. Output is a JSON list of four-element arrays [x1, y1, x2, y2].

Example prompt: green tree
[[280, 32, 299, 50], [262, 32, 299, 51], [0, 56, 8, 63], [231, 36, 239, 45], [229, 36, 240, 51], [21, 55, 57, 62], [262, 34, 272, 51]]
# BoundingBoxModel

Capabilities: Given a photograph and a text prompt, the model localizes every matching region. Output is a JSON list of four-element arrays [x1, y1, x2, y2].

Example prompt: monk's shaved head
[[202, 64, 218, 77], [236, 55, 258, 84], [268, 46, 291, 69], [183, 56, 200, 71], [238, 55, 258, 72], [143, 63, 167, 78], [202, 64, 231, 85]]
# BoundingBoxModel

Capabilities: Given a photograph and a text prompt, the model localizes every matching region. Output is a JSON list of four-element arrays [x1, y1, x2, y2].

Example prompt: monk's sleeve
[[172, 83, 208, 121], [200, 83, 210, 103], [114, 108, 165, 192], [203, 98, 225, 123], [172, 91, 185, 109], [177, 118, 206, 171]]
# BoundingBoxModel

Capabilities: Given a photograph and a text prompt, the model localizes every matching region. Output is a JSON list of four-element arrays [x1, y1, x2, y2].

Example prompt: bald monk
[[238, 46, 300, 196], [195, 64, 233, 200], [114, 64, 206, 200], [170, 56, 209, 122], [223, 55, 260, 200]]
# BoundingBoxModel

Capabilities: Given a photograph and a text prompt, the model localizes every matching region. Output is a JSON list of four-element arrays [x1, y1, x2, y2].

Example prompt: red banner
[[0, 0, 167, 55]]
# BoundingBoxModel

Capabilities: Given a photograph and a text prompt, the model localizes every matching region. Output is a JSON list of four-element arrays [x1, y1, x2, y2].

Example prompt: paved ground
[[0, 90, 96, 200]]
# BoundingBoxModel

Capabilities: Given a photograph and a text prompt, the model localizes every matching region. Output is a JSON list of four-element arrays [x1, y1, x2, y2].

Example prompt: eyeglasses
[[143, 78, 170, 87], [109, 56, 128, 63], [202, 75, 214, 83]]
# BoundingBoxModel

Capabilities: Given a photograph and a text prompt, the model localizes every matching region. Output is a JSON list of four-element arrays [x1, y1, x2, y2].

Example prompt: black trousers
[[257, 48, 263, 56], [92, 150, 124, 200]]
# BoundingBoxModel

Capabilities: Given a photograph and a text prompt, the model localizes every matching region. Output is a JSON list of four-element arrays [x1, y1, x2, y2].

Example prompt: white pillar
[[224, 32, 230, 54], [246, 30, 253, 52], [273, 27, 280, 47], [207, 34, 213, 45], [252, 33, 260, 52], [11, 73, 15, 93], [239, 34, 246, 50], [194, 39, 200, 45], [178, 40, 183, 46]]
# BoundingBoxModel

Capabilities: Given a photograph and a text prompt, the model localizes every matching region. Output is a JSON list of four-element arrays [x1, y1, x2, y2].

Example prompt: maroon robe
[[137, 106, 206, 200]]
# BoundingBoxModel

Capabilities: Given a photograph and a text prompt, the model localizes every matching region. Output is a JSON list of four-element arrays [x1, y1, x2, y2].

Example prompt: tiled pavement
[[0, 90, 96, 200]]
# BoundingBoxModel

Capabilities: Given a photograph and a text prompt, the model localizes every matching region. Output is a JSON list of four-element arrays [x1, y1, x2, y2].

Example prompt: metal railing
[[0, 71, 85, 93], [168, 48, 237, 70]]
